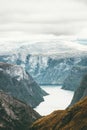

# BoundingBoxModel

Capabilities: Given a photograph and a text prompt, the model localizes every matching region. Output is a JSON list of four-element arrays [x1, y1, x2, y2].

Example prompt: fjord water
[[35, 86, 74, 115]]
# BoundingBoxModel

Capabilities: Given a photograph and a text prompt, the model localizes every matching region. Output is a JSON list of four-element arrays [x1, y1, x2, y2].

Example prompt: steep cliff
[[69, 74, 87, 106], [62, 66, 87, 91], [0, 91, 41, 130], [0, 62, 47, 108], [0, 42, 87, 86], [30, 96, 87, 130], [0, 54, 83, 85]]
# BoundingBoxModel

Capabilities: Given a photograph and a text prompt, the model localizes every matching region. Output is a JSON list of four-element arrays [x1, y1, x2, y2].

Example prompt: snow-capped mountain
[[0, 40, 87, 85], [0, 40, 87, 55]]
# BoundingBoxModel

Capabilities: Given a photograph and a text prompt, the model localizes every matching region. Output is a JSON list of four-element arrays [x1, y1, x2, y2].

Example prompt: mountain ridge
[[30, 96, 87, 130], [0, 62, 47, 108]]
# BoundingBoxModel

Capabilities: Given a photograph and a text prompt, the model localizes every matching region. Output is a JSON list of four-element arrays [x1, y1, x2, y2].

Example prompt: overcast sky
[[0, 0, 87, 41]]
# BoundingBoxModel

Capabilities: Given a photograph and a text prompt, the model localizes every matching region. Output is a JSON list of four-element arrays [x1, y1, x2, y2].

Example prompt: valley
[[0, 0, 87, 129], [35, 85, 74, 115], [0, 41, 87, 129]]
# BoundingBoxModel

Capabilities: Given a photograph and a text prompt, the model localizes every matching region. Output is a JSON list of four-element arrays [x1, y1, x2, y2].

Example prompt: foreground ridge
[[30, 96, 87, 130]]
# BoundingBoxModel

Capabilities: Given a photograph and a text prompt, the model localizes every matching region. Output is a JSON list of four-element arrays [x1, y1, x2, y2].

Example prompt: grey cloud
[[77, 0, 87, 4], [0, 0, 87, 40], [0, 21, 84, 37]]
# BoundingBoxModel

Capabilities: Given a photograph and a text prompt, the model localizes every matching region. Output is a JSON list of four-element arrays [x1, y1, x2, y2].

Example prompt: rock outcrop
[[30, 96, 87, 130], [0, 91, 41, 130], [0, 62, 47, 108]]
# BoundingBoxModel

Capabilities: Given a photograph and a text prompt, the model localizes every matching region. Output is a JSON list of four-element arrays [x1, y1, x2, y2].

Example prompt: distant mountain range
[[0, 41, 87, 87], [0, 41, 87, 96]]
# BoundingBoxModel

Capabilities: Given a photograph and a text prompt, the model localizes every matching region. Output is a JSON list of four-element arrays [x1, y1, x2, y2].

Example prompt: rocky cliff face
[[30, 96, 87, 130], [0, 42, 87, 86], [0, 91, 41, 130], [0, 54, 85, 85], [0, 41, 87, 87], [27, 56, 77, 85], [62, 66, 87, 91], [0, 62, 47, 108], [69, 74, 87, 106]]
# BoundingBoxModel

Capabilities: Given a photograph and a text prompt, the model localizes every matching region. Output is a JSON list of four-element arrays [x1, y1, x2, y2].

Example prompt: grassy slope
[[30, 96, 87, 130]]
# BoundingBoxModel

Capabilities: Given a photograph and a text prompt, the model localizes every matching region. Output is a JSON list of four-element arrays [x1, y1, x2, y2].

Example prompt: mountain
[[62, 66, 87, 91], [0, 62, 47, 108], [0, 50, 87, 86], [0, 41, 87, 86], [25, 56, 81, 85], [0, 54, 77, 85], [0, 91, 41, 130], [69, 74, 87, 106], [1, 40, 87, 55], [30, 96, 87, 130]]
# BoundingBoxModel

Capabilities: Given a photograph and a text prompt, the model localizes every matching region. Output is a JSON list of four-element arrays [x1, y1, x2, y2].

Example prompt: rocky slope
[[62, 66, 87, 91], [0, 62, 47, 108], [0, 91, 41, 130], [30, 96, 87, 130], [69, 74, 87, 106]]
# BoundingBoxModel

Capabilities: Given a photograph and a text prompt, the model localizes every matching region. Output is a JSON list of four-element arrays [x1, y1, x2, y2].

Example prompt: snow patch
[[5, 65, 28, 81]]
